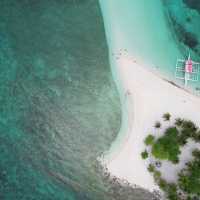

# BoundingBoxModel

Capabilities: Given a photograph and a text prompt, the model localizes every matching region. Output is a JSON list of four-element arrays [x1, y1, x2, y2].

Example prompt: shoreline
[[98, 0, 200, 194], [99, 53, 200, 192]]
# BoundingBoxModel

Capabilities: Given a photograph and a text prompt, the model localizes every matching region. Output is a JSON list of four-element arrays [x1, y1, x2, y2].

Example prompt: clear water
[[162, 0, 200, 91], [0, 0, 122, 199], [0, 0, 199, 200], [100, 0, 200, 93], [100, 0, 200, 196]]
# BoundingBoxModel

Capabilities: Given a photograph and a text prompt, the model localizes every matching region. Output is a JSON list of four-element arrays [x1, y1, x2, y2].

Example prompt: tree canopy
[[152, 127, 180, 163]]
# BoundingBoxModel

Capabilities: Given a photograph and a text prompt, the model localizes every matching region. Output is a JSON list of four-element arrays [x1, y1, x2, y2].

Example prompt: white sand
[[101, 54, 200, 192]]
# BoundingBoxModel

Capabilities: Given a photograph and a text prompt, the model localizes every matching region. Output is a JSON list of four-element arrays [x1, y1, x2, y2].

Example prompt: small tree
[[152, 127, 180, 163], [193, 130, 200, 143], [177, 133, 188, 146], [163, 113, 171, 121], [144, 134, 155, 146], [154, 121, 161, 129], [158, 178, 168, 191], [153, 170, 161, 182], [192, 149, 200, 159], [182, 120, 198, 133], [175, 118, 184, 127], [166, 183, 179, 200], [178, 157, 200, 196], [141, 150, 148, 159]]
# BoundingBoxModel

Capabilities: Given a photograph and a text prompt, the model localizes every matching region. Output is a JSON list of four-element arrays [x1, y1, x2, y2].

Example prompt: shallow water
[[0, 0, 156, 199], [100, 0, 200, 93], [0, 1, 123, 199], [162, 0, 200, 91]]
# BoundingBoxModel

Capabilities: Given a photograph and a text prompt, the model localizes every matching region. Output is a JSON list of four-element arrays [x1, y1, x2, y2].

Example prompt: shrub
[[141, 150, 148, 159], [158, 178, 168, 191], [177, 132, 188, 146], [182, 120, 198, 133], [165, 127, 179, 135], [152, 127, 180, 163], [192, 149, 200, 159], [144, 134, 155, 146], [175, 118, 184, 127], [178, 158, 200, 196], [163, 113, 171, 121], [153, 170, 161, 182], [152, 140, 169, 160], [178, 120, 198, 144], [148, 164, 155, 173], [193, 131, 200, 143], [166, 183, 179, 200]]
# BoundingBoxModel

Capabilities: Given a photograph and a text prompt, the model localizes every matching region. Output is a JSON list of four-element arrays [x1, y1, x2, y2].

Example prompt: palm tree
[[175, 118, 184, 127], [163, 113, 171, 121], [192, 149, 200, 158], [193, 131, 200, 142], [182, 120, 198, 132], [154, 121, 161, 129]]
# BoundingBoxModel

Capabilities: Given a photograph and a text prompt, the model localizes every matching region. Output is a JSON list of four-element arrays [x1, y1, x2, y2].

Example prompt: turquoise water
[[0, 0, 155, 199], [0, 1, 123, 199], [100, 0, 200, 93], [0, 0, 199, 200], [98, 0, 199, 164], [162, 0, 200, 90]]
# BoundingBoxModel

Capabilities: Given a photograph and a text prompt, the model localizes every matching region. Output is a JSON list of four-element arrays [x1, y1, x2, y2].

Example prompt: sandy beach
[[101, 54, 200, 192], [98, 0, 200, 194]]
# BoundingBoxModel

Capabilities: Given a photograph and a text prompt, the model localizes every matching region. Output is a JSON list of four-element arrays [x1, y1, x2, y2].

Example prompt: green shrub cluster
[[147, 164, 155, 173], [178, 149, 200, 197], [141, 150, 148, 159], [144, 134, 155, 146], [147, 164, 180, 200], [151, 127, 180, 163], [143, 116, 200, 199], [175, 119, 200, 145]]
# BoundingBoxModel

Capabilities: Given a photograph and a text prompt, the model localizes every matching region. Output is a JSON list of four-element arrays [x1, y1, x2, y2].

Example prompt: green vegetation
[[178, 151, 200, 196], [141, 150, 148, 159], [175, 118, 183, 127], [158, 178, 168, 190], [149, 167, 180, 200], [163, 113, 171, 121], [192, 149, 200, 158], [147, 164, 155, 173], [153, 170, 161, 182], [142, 114, 200, 200], [165, 184, 179, 200], [144, 134, 155, 146], [152, 127, 180, 163], [193, 130, 200, 143], [182, 120, 198, 133], [176, 119, 199, 145]]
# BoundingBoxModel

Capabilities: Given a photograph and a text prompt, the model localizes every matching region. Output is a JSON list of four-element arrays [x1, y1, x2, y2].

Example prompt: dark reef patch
[[183, 0, 200, 14], [169, 15, 199, 50]]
